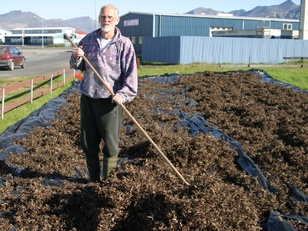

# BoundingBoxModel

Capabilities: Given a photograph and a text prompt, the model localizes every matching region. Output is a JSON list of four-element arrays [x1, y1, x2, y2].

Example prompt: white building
[[4, 27, 86, 46], [0, 29, 12, 43], [211, 28, 299, 39]]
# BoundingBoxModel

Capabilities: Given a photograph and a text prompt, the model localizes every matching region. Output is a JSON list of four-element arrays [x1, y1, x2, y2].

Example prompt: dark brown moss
[[0, 71, 307, 230]]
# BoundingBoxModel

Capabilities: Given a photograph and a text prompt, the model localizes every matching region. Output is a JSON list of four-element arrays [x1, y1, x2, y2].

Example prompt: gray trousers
[[80, 94, 123, 180]]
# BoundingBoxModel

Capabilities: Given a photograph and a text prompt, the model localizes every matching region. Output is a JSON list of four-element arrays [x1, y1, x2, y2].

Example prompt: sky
[[0, 0, 301, 20]]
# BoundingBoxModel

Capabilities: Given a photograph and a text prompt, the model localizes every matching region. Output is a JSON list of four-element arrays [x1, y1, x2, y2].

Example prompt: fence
[[0, 67, 77, 120], [283, 56, 308, 68]]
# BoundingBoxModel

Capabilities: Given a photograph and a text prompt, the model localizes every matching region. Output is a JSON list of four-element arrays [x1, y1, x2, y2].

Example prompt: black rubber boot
[[103, 155, 118, 179], [86, 155, 101, 182]]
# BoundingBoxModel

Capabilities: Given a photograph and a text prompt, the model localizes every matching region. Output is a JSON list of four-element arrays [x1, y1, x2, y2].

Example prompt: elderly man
[[70, 4, 138, 182]]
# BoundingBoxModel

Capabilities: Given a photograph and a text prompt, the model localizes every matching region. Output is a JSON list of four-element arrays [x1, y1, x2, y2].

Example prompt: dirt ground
[[0, 70, 307, 230]]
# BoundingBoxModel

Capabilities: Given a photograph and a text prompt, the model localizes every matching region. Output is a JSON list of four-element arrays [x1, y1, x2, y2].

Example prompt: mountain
[[187, 0, 300, 19], [0, 1, 301, 33], [0, 10, 95, 33]]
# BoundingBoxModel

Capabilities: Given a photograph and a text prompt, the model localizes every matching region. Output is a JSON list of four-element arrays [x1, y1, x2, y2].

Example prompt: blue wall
[[143, 36, 181, 63], [143, 36, 308, 64]]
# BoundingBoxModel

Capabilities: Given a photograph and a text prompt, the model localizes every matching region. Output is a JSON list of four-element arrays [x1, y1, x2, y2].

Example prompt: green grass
[[1, 63, 307, 134], [261, 67, 308, 89]]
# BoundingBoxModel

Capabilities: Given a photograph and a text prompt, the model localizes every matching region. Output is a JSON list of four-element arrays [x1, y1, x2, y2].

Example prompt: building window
[[139, 37, 143, 45], [123, 19, 139, 26], [12, 30, 22, 34], [131, 36, 136, 44], [283, 23, 292, 30]]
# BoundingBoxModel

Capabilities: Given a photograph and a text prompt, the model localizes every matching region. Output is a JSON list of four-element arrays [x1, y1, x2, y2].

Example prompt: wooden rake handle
[[65, 34, 190, 186]]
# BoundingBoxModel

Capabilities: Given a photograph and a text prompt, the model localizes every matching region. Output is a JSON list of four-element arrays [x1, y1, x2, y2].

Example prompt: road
[[0, 46, 74, 78]]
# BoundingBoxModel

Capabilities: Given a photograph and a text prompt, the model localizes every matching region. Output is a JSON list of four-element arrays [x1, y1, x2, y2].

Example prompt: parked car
[[0, 45, 26, 71]]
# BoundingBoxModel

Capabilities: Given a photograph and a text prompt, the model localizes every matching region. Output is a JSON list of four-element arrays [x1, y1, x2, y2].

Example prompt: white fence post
[[50, 73, 53, 94], [30, 79, 34, 103], [63, 69, 66, 84], [1, 88, 5, 120]]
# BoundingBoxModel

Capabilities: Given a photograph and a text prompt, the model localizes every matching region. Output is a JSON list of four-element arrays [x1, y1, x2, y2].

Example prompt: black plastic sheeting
[[175, 110, 279, 193], [174, 110, 308, 229], [0, 82, 79, 160], [174, 106, 306, 195], [150, 70, 308, 230], [0, 71, 307, 230]]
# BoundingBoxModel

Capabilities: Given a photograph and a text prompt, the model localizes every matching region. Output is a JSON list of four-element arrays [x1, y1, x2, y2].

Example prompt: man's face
[[99, 7, 120, 33]]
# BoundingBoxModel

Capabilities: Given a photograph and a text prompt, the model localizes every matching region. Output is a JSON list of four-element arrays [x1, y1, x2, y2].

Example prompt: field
[[0, 70, 307, 230]]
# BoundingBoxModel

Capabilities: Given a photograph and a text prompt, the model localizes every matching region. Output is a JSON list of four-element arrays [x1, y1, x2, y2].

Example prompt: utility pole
[[41, 20, 45, 48], [299, 0, 308, 40]]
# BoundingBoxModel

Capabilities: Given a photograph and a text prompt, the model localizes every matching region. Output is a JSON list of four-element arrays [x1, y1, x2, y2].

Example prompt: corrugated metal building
[[118, 12, 306, 64], [118, 12, 300, 54]]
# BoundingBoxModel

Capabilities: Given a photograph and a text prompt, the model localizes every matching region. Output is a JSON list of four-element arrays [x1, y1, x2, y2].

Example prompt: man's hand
[[112, 93, 124, 104], [73, 46, 84, 60]]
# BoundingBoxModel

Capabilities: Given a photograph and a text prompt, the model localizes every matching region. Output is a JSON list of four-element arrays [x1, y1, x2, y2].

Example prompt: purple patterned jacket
[[70, 28, 138, 103]]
